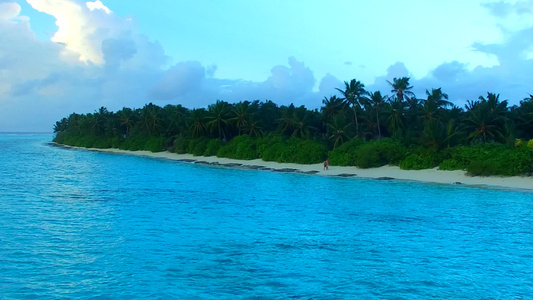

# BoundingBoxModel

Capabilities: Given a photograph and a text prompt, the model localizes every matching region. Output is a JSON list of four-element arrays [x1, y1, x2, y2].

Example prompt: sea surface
[[1, 133, 532, 299]]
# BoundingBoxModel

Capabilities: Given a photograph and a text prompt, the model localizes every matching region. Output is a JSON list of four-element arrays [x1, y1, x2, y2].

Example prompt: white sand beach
[[59, 145, 533, 191]]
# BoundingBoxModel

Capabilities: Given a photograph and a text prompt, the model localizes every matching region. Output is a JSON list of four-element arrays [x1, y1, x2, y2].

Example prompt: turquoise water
[[1, 134, 532, 299]]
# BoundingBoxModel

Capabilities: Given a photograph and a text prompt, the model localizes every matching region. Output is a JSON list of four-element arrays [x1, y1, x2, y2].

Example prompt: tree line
[[53, 77, 533, 176]]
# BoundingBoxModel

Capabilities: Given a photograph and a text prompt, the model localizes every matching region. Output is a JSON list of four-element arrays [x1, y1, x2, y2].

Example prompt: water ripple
[[1, 134, 533, 298]]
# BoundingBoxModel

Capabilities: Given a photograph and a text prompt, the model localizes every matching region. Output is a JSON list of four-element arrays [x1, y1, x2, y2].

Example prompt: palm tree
[[243, 119, 263, 137], [278, 104, 296, 136], [363, 91, 388, 139], [54, 118, 69, 133], [516, 95, 533, 139], [257, 100, 280, 133], [291, 106, 317, 138], [421, 88, 451, 122], [463, 93, 508, 143], [387, 77, 415, 103], [385, 98, 406, 137], [117, 107, 136, 137], [230, 101, 252, 135], [336, 79, 366, 137], [321, 95, 346, 123], [140, 103, 162, 136], [189, 108, 207, 138], [206, 100, 230, 140], [327, 114, 354, 148], [163, 104, 188, 136]]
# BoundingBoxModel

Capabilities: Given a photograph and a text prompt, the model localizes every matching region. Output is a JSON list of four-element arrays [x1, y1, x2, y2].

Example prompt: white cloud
[[26, 0, 127, 64], [2, 0, 533, 132], [86, 0, 111, 14], [0, 2, 20, 20]]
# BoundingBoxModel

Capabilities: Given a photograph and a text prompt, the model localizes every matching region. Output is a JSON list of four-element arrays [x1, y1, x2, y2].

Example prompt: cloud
[[149, 57, 323, 108], [151, 61, 206, 100], [102, 37, 137, 70], [482, 0, 533, 17], [318, 73, 343, 96], [86, 0, 111, 14], [0, 2, 20, 19], [431, 61, 468, 83], [26, 0, 127, 64], [3, 0, 533, 132]]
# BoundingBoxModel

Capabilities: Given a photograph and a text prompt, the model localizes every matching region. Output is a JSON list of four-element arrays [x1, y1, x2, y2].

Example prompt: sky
[[1, 0, 533, 132]]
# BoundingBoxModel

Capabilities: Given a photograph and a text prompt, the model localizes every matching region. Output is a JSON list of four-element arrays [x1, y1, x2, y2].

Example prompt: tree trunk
[[353, 105, 359, 137], [376, 109, 381, 139]]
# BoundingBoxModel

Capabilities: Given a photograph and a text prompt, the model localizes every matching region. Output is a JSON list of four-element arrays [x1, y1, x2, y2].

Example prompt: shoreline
[[52, 143, 533, 192]]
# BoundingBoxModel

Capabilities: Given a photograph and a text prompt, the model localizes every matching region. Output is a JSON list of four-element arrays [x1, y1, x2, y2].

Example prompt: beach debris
[[337, 173, 357, 177], [273, 168, 298, 173], [177, 159, 197, 163], [301, 170, 320, 174], [222, 163, 243, 167], [376, 177, 394, 180], [453, 182, 463, 185]]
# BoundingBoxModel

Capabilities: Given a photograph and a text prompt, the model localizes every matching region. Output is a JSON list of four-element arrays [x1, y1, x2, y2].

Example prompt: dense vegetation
[[53, 77, 533, 176]]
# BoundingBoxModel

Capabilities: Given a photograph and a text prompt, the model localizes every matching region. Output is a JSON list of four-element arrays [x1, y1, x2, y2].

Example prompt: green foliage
[[204, 139, 223, 156], [400, 149, 444, 170], [437, 143, 533, 176], [400, 153, 436, 170], [516, 139, 523, 148], [120, 136, 146, 151], [255, 135, 326, 164], [217, 135, 258, 160], [353, 144, 382, 168], [187, 138, 210, 156], [289, 138, 327, 164], [171, 136, 190, 154], [256, 134, 284, 157], [327, 138, 364, 166], [328, 138, 407, 168], [438, 159, 463, 171], [371, 138, 408, 165], [466, 147, 533, 176], [50, 86, 533, 178], [144, 136, 166, 152]]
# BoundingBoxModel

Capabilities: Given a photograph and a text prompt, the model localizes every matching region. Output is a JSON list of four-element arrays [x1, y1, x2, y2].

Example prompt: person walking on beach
[[324, 159, 329, 170]]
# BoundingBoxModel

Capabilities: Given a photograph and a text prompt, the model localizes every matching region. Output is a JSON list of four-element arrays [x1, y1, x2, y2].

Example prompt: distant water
[[1, 134, 533, 299]]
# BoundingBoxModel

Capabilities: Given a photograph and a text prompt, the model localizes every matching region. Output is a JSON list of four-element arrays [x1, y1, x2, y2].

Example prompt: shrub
[[120, 136, 145, 151], [438, 159, 463, 171], [188, 138, 209, 156], [371, 138, 408, 166], [172, 136, 190, 154], [260, 141, 286, 162], [144, 136, 166, 152], [400, 153, 436, 170], [328, 138, 365, 166], [255, 135, 326, 164], [353, 144, 382, 168], [217, 135, 258, 160], [256, 134, 284, 157], [204, 139, 223, 157], [290, 138, 327, 164], [528, 139, 533, 149], [516, 139, 523, 148], [110, 137, 122, 148]]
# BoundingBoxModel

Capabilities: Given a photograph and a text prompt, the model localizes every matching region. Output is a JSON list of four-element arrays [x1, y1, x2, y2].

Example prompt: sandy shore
[[54, 144, 533, 191]]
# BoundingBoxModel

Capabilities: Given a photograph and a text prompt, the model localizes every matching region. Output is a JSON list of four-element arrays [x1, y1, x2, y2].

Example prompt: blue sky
[[1, 0, 533, 131]]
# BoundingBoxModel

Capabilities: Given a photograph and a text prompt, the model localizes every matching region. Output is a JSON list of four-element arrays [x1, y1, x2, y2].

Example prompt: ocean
[[1, 133, 532, 299]]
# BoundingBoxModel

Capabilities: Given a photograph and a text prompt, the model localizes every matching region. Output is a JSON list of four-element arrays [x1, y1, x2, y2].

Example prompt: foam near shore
[[55, 144, 533, 191]]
